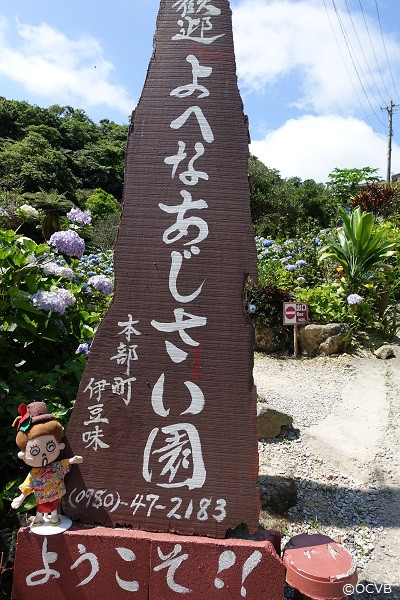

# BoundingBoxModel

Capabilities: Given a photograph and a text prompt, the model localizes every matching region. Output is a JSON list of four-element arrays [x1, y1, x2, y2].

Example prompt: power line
[[330, 0, 386, 129], [343, 0, 385, 106], [374, 0, 400, 103], [322, 0, 377, 131], [357, 0, 392, 100]]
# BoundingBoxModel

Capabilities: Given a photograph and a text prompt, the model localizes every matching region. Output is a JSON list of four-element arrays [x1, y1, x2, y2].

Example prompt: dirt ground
[[254, 344, 400, 597]]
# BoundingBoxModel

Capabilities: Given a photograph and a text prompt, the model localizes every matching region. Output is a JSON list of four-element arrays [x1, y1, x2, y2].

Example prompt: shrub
[[256, 230, 329, 290], [319, 206, 397, 294], [85, 188, 121, 220], [0, 228, 113, 492], [246, 284, 295, 350], [351, 183, 399, 218]]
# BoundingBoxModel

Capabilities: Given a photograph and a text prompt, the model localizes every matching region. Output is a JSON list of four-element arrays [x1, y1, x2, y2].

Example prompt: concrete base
[[12, 525, 285, 599]]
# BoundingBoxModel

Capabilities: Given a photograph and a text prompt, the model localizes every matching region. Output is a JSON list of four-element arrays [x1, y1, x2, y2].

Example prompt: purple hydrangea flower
[[31, 290, 66, 314], [67, 208, 92, 225], [77, 342, 90, 355], [296, 259, 307, 267], [31, 288, 76, 314], [42, 262, 74, 280], [297, 276, 306, 283], [88, 274, 114, 296], [49, 230, 85, 259], [284, 264, 297, 272], [280, 257, 289, 264], [56, 288, 76, 306], [347, 294, 363, 305]]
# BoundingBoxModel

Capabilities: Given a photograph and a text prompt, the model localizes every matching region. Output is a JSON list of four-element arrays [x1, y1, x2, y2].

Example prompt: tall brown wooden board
[[64, 0, 260, 538]]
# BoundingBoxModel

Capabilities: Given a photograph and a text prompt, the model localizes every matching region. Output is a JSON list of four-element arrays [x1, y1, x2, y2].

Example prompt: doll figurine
[[11, 401, 83, 526]]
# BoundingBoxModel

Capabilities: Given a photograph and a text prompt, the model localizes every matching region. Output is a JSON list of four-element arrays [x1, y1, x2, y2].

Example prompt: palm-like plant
[[318, 206, 397, 293]]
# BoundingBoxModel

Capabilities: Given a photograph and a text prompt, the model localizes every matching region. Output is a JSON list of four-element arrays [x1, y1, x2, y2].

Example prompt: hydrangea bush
[[0, 215, 114, 490], [253, 218, 399, 331], [255, 230, 329, 291]]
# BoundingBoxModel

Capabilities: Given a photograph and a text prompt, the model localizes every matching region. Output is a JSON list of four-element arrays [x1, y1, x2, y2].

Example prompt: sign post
[[283, 302, 309, 358]]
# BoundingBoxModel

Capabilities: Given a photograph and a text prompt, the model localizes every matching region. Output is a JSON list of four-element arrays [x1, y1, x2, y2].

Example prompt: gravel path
[[254, 350, 400, 599]]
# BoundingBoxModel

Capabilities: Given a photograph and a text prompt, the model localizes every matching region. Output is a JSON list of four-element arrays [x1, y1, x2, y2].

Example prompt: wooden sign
[[64, 0, 260, 538], [283, 302, 309, 325]]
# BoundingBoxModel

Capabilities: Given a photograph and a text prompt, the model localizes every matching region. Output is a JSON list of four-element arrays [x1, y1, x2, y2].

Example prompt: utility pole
[[383, 100, 398, 183]]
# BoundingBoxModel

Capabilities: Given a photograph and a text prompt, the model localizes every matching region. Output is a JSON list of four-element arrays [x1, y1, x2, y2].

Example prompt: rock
[[254, 322, 276, 352], [257, 403, 293, 439], [253, 318, 289, 353], [374, 345, 396, 359], [320, 334, 344, 356], [298, 323, 344, 355]]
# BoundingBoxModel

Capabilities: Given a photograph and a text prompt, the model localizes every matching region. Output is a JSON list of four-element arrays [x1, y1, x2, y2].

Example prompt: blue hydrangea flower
[[284, 264, 297, 272], [77, 342, 90, 355], [280, 257, 289, 264], [67, 208, 92, 225], [262, 240, 273, 248], [88, 275, 114, 296], [247, 304, 256, 314], [296, 259, 307, 267], [31, 291, 61, 314], [49, 230, 85, 259], [347, 294, 363, 305], [42, 262, 74, 280], [56, 288, 76, 307]]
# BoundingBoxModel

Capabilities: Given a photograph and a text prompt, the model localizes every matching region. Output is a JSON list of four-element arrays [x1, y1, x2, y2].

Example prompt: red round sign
[[285, 306, 296, 319]]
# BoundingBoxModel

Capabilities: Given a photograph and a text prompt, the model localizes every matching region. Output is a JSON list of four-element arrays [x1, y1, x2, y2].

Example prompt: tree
[[0, 132, 78, 197], [326, 167, 381, 207], [249, 155, 335, 237], [0, 98, 129, 202]]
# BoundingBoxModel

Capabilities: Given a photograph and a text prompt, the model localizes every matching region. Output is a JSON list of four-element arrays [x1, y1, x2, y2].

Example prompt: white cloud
[[232, 0, 400, 114], [250, 114, 400, 183], [0, 17, 134, 116]]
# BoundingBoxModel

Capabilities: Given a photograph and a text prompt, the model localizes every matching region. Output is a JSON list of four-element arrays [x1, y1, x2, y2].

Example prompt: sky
[[1, 0, 400, 184]]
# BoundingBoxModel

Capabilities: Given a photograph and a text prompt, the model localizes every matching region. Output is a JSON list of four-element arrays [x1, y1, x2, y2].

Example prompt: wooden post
[[294, 324, 299, 359]]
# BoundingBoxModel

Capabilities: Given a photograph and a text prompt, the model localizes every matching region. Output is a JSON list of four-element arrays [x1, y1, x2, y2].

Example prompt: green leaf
[[11, 299, 41, 314], [0, 381, 10, 393], [24, 273, 38, 294]]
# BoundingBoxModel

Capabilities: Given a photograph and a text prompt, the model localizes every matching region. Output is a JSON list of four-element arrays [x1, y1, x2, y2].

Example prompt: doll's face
[[18, 434, 65, 468]]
